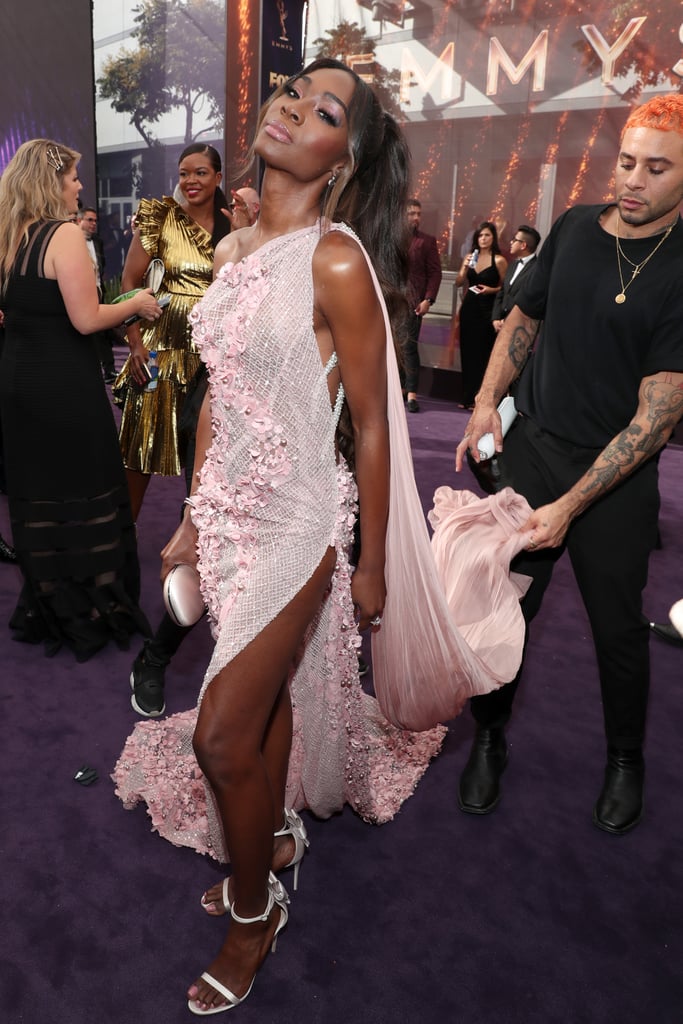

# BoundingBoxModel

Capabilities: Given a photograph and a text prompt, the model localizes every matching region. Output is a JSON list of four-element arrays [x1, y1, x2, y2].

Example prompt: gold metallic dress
[[116, 197, 213, 475]]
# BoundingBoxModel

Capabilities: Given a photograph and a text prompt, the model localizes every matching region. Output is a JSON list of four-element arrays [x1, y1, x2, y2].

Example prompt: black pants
[[470, 416, 660, 749], [402, 312, 422, 393]]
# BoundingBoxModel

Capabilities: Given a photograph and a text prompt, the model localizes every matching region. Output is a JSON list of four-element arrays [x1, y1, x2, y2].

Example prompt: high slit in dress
[[113, 223, 449, 860]]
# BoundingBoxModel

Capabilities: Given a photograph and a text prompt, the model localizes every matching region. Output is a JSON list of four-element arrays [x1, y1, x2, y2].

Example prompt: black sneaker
[[130, 641, 167, 717]]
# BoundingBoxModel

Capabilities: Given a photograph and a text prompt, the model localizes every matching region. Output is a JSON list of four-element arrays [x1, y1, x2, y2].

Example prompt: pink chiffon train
[[358, 247, 533, 731]]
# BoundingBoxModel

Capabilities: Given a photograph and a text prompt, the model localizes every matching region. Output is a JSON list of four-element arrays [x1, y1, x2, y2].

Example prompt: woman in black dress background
[[0, 139, 162, 659], [455, 220, 507, 408]]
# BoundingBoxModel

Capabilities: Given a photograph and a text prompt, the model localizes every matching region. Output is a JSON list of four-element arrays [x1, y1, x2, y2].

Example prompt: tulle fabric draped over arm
[[350, 239, 532, 732]]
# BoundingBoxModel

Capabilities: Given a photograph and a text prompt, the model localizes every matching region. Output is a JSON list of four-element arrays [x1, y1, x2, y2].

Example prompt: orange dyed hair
[[622, 93, 683, 138]]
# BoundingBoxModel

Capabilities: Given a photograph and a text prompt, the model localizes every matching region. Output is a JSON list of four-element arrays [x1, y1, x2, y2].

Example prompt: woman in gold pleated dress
[[115, 143, 231, 520]]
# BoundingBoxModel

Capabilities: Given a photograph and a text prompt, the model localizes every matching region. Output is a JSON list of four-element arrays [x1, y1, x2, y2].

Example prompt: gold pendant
[[615, 293, 626, 304]]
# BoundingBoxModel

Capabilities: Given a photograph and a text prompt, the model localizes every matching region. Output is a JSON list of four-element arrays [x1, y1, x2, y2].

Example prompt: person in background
[[464, 225, 539, 496], [404, 198, 442, 413], [120, 143, 230, 715], [491, 225, 541, 334], [455, 220, 507, 409], [114, 142, 231, 522], [0, 138, 161, 659], [78, 206, 104, 290], [227, 186, 261, 229], [455, 93, 683, 835], [78, 206, 117, 384], [0, 313, 17, 564]]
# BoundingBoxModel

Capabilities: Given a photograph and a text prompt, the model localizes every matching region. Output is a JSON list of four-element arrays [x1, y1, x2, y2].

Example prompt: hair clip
[[46, 145, 64, 172]]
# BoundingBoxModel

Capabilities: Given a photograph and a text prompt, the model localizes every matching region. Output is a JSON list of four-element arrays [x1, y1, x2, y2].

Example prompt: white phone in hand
[[477, 396, 517, 461]]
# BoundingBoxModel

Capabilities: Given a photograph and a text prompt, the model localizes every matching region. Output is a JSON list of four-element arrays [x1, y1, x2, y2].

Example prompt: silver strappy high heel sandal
[[274, 807, 309, 891], [188, 873, 289, 1016], [201, 808, 309, 915]]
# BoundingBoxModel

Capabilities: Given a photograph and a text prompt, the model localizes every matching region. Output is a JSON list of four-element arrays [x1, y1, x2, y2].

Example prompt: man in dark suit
[[491, 225, 541, 333], [79, 207, 116, 383], [405, 198, 442, 412]]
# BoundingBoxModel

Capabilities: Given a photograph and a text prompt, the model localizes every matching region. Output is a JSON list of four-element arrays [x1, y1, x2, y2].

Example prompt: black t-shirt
[[515, 204, 683, 448]]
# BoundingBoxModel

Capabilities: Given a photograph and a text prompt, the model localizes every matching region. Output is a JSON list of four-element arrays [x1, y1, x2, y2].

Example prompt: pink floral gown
[[113, 223, 446, 861]]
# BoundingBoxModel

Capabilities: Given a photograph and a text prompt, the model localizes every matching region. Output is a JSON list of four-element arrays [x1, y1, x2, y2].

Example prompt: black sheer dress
[[0, 220, 149, 659]]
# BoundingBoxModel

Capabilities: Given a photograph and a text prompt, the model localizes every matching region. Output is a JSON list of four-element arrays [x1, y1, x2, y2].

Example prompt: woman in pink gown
[[114, 60, 445, 1016], [114, 59, 532, 1015]]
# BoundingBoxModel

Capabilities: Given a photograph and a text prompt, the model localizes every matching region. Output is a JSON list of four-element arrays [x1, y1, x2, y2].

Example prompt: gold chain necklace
[[614, 216, 676, 304]]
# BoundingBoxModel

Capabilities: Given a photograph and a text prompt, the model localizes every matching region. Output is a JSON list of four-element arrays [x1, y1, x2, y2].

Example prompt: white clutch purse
[[670, 598, 683, 637], [162, 563, 206, 628]]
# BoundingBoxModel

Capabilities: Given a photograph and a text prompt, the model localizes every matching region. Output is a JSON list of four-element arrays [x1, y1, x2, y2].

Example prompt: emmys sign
[[261, 0, 308, 104]]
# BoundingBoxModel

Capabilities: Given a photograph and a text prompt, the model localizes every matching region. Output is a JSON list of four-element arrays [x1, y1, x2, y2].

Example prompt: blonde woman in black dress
[[0, 139, 162, 659]]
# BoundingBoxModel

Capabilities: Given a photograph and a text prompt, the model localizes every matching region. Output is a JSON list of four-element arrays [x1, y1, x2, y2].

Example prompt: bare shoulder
[[213, 232, 242, 273], [312, 229, 370, 289], [52, 221, 83, 244], [46, 221, 86, 258], [213, 225, 261, 274], [43, 222, 88, 278]]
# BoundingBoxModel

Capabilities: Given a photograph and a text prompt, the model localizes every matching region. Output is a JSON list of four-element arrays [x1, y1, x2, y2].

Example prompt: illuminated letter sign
[[346, 53, 377, 86], [400, 42, 457, 105], [581, 18, 647, 84], [487, 31, 549, 95]]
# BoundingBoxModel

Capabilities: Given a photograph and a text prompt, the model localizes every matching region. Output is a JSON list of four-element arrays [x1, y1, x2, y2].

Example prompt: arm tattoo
[[507, 316, 539, 373], [578, 376, 683, 501], [580, 425, 643, 495], [642, 377, 683, 440]]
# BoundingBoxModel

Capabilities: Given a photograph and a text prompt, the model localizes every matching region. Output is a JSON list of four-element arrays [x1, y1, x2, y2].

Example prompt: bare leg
[[263, 682, 293, 833], [125, 468, 151, 522], [200, 686, 295, 915], [188, 547, 336, 1012]]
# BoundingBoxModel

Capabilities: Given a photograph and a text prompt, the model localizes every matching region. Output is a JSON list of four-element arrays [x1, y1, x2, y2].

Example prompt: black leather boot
[[0, 533, 17, 564], [593, 746, 645, 835], [458, 727, 508, 814]]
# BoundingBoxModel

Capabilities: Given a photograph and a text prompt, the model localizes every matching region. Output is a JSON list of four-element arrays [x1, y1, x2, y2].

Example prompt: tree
[[312, 20, 403, 119], [98, 0, 225, 146]]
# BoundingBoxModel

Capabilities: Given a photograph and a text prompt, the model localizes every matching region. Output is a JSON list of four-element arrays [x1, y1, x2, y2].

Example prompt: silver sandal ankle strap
[[229, 872, 289, 924], [230, 887, 273, 925]]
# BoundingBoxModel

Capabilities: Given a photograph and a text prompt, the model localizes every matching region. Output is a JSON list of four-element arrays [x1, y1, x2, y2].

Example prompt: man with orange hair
[[454, 94, 683, 834]]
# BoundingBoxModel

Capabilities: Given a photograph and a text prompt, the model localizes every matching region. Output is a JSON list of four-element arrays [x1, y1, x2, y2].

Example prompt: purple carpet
[[1, 383, 682, 1024]]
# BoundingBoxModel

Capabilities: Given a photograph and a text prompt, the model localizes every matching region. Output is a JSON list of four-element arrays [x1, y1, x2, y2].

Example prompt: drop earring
[[327, 174, 337, 187]]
